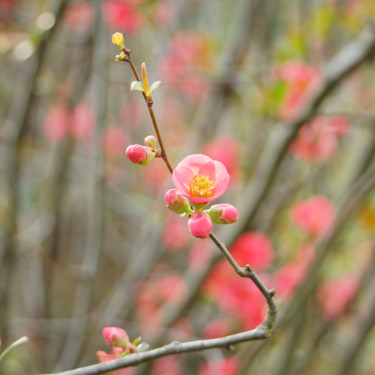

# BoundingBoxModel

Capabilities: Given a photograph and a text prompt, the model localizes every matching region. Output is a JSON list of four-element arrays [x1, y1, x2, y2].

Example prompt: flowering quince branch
[[42, 32, 277, 375]]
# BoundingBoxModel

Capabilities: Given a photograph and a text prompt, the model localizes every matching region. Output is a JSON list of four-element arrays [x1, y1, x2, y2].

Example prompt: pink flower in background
[[158, 32, 211, 102], [71, 104, 95, 140], [187, 241, 214, 270], [274, 61, 321, 90], [317, 275, 359, 321], [230, 232, 274, 271], [188, 211, 212, 239], [105, 0, 143, 33], [273, 61, 321, 121], [274, 245, 315, 299], [134, 274, 187, 327], [199, 357, 239, 375], [204, 261, 266, 330], [64, 1, 93, 30], [290, 116, 350, 162], [172, 154, 230, 204], [202, 318, 231, 339], [120, 99, 146, 129], [44, 103, 69, 142], [291, 196, 336, 236], [203, 135, 241, 183], [151, 356, 182, 375], [161, 217, 190, 251], [102, 126, 128, 159]]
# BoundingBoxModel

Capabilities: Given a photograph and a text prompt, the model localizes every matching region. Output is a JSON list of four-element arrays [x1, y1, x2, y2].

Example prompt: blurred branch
[[0, 0, 68, 341], [53, 1, 106, 371], [335, 279, 375, 375]]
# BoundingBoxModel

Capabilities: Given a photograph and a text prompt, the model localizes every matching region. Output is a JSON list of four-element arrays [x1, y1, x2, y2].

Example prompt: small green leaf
[[150, 81, 162, 94], [132, 337, 142, 346], [130, 81, 146, 92]]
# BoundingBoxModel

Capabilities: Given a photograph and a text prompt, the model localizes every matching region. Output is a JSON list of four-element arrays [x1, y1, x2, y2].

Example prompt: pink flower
[[96, 350, 135, 374], [208, 204, 238, 224], [126, 144, 155, 165], [172, 154, 230, 204], [199, 358, 239, 375], [188, 211, 212, 239], [291, 196, 336, 236], [317, 275, 359, 321], [229, 232, 274, 271], [102, 327, 133, 349], [104, 0, 143, 33]]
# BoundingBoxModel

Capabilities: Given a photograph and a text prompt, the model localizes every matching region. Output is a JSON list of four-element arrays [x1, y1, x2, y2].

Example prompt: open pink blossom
[[172, 154, 230, 204]]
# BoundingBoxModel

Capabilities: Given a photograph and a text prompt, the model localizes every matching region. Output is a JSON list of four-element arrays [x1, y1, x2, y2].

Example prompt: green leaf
[[130, 81, 146, 92], [149, 81, 162, 94]]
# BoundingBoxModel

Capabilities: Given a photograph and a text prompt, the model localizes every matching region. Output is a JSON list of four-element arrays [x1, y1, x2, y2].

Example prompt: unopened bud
[[188, 211, 212, 239], [112, 32, 125, 48], [102, 327, 134, 351], [208, 203, 238, 224], [165, 189, 192, 215], [126, 144, 155, 166], [144, 135, 157, 150]]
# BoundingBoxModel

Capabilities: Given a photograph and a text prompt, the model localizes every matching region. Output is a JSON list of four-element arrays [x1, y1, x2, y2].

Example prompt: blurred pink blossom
[[290, 116, 350, 162], [64, 1, 93, 30], [151, 357, 182, 375], [317, 275, 360, 321], [291, 195, 336, 236], [202, 318, 232, 339], [104, 0, 143, 33], [199, 357, 239, 375], [161, 217, 190, 251], [187, 241, 215, 271], [274, 245, 315, 299], [273, 61, 321, 121], [230, 232, 274, 271], [71, 104, 95, 140], [43, 103, 69, 142], [102, 126, 128, 159]]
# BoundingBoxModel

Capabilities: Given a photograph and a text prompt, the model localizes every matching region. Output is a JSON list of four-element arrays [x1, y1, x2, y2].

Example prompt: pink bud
[[126, 144, 155, 165], [102, 327, 131, 349], [208, 204, 238, 224], [188, 211, 212, 239], [165, 189, 192, 215]]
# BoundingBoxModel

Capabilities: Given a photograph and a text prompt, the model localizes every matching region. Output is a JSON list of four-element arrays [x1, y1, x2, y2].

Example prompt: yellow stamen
[[190, 175, 214, 198]]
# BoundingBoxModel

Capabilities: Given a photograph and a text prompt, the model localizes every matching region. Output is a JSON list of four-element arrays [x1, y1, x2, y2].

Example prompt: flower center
[[190, 175, 214, 198]]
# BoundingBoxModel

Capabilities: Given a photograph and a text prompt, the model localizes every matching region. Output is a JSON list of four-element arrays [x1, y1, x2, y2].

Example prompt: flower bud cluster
[[164, 154, 238, 239], [96, 327, 138, 364], [125, 135, 158, 166]]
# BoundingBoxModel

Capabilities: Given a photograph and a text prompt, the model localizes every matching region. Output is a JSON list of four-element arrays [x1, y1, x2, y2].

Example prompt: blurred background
[[1, 0, 375, 374]]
